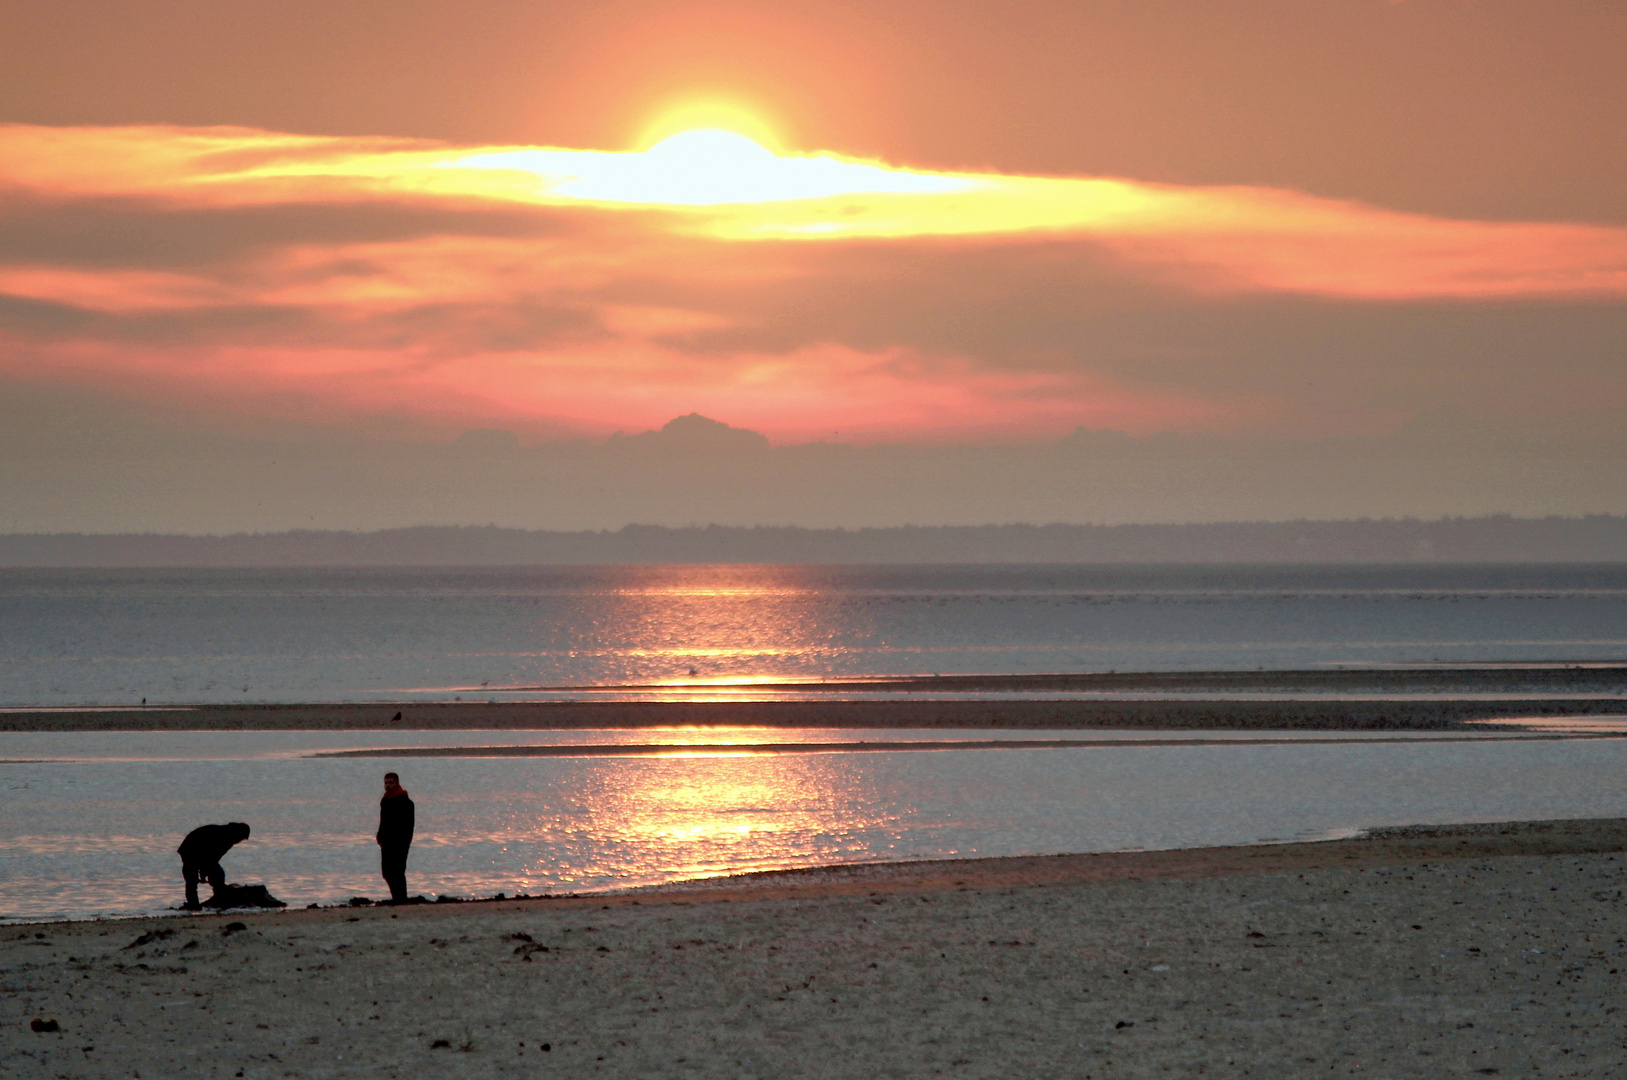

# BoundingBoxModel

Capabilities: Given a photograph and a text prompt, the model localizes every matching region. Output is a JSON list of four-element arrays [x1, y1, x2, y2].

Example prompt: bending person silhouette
[[377, 772, 415, 903], [177, 822, 251, 910]]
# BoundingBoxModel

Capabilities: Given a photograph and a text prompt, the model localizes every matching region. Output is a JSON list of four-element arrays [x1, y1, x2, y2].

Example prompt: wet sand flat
[[5, 695, 1627, 732], [6, 819, 1627, 1079]]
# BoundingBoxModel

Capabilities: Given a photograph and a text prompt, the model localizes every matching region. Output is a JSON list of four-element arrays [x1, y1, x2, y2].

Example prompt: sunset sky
[[2, 0, 1624, 531]]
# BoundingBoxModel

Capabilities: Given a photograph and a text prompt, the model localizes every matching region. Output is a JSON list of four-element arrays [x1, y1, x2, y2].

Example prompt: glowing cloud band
[[1, 123, 1625, 442]]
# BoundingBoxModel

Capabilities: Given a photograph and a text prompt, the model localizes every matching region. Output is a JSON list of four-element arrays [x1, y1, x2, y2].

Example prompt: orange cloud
[[0, 266, 240, 312], [6, 123, 1625, 298], [0, 122, 1623, 441]]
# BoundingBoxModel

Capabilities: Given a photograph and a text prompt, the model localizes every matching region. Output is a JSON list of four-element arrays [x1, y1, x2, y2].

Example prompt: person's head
[[383, 772, 402, 797], [227, 822, 251, 842]]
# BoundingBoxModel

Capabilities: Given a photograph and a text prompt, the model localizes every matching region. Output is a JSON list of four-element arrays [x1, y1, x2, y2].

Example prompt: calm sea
[[2, 564, 1625, 706], [4, 728, 1627, 922], [5, 563, 1627, 921]]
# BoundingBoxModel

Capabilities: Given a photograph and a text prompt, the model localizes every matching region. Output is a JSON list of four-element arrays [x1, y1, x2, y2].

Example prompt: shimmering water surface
[[4, 728, 1627, 922], [6, 564, 1627, 921], [3, 564, 1626, 706]]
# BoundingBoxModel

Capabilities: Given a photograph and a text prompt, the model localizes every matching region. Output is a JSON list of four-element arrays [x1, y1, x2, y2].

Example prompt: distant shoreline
[[3, 517, 1627, 565]]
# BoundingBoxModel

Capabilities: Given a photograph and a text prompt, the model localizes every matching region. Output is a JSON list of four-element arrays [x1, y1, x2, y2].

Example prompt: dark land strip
[[533, 664, 1627, 696], [4, 696, 1625, 731]]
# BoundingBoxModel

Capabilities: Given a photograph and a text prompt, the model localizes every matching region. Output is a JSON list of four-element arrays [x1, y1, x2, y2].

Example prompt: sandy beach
[[5, 819, 1625, 1078]]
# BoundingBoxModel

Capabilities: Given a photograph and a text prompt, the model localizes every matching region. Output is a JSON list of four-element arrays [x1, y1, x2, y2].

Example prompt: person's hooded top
[[177, 822, 251, 863], [377, 788, 415, 848]]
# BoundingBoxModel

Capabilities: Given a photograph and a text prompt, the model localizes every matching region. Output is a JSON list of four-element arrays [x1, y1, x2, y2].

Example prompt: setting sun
[[454, 127, 968, 206], [634, 96, 784, 154], [645, 129, 779, 174]]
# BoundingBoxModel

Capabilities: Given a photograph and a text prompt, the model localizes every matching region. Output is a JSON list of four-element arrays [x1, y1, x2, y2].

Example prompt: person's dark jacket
[[177, 822, 250, 864], [377, 793, 415, 849]]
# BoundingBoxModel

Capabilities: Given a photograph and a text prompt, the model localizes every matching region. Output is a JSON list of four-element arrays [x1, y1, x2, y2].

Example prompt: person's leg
[[381, 845, 408, 902], [182, 861, 201, 908], [382, 845, 405, 904], [204, 861, 225, 901]]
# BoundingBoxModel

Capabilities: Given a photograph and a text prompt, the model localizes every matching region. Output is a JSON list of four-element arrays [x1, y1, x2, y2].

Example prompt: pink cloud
[[0, 332, 1243, 444], [0, 123, 1622, 442]]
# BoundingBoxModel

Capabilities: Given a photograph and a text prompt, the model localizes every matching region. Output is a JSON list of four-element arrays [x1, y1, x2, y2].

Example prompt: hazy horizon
[[5, 404, 1626, 535], [6, 515, 1626, 569]]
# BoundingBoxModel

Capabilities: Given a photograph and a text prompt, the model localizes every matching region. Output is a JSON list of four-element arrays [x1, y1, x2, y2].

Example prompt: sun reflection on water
[[535, 750, 893, 889], [541, 564, 872, 693]]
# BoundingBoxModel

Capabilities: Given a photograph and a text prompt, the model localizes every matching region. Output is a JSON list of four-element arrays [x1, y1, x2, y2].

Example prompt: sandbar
[[7, 666, 1625, 732], [5, 695, 1627, 732]]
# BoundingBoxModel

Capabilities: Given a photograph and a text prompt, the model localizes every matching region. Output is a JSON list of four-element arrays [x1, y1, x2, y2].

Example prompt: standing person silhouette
[[177, 822, 251, 910], [377, 772, 415, 903]]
